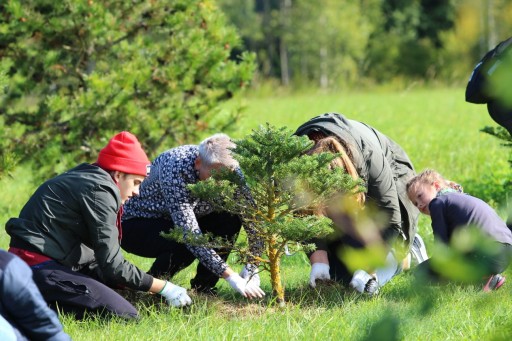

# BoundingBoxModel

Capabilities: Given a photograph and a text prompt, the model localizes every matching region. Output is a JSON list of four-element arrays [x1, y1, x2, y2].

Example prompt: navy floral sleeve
[[123, 145, 262, 276]]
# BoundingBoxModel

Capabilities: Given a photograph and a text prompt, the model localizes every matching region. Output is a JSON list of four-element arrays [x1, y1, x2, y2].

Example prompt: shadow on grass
[[80, 269, 512, 341], [115, 280, 372, 319], [116, 271, 438, 318]]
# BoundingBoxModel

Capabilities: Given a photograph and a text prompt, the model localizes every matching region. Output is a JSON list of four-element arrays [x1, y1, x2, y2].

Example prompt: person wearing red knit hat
[[96, 132, 152, 206], [97, 131, 151, 176], [6, 131, 191, 321]]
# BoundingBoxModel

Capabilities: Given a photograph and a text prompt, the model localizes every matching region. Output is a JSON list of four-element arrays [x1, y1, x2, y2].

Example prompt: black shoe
[[364, 278, 379, 296]]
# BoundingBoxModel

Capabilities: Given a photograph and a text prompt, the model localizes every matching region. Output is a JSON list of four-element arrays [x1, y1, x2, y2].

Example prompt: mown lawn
[[1, 87, 512, 340]]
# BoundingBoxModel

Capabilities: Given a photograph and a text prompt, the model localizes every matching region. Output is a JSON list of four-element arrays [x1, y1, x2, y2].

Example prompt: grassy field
[[1, 87, 512, 340]]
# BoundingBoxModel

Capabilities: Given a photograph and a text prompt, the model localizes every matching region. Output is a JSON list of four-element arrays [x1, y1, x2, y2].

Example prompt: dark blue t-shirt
[[429, 192, 512, 245]]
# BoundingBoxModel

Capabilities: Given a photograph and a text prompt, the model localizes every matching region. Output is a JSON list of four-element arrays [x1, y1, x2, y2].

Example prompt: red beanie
[[96, 132, 151, 176]]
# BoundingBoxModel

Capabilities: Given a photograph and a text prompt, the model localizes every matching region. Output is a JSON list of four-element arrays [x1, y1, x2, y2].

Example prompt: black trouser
[[322, 234, 367, 286], [31, 261, 138, 320], [320, 227, 401, 286], [487, 100, 512, 136], [121, 211, 242, 290]]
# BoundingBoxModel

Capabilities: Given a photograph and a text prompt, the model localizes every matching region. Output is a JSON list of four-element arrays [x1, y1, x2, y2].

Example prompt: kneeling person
[[121, 134, 265, 299], [6, 132, 191, 320], [406, 169, 512, 291]]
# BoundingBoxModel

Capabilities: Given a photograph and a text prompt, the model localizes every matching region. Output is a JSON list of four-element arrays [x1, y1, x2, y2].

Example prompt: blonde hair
[[406, 169, 462, 197], [307, 136, 365, 206], [198, 133, 238, 169]]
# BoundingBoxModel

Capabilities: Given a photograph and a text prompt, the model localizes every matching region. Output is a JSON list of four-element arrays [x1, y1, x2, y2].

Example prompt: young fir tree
[[179, 124, 361, 305]]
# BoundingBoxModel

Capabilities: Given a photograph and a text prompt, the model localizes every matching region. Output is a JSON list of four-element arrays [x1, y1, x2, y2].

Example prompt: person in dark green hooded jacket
[[295, 113, 428, 295]]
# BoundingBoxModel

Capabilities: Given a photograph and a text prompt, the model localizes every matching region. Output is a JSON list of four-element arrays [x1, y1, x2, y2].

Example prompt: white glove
[[309, 263, 330, 288], [240, 265, 261, 287], [349, 269, 373, 293], [159, 281, 192, 307], [226, 273, 265, 299]]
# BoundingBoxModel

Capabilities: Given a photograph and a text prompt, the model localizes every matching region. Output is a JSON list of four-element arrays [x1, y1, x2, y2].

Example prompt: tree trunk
[[487, 0, 497, 50], [268, 236, 285, 307], [319, 46, 328, 89], [280, 39, 290, 86], [279, 0, 291, 86], [262, 0, 274, 77]]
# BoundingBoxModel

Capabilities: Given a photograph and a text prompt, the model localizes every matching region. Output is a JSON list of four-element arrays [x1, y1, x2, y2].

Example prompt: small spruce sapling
[[167, 124, 361, 305]]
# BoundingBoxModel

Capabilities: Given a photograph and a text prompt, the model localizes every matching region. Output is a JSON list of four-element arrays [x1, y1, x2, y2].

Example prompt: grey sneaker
[[410, 233, 429, 266]]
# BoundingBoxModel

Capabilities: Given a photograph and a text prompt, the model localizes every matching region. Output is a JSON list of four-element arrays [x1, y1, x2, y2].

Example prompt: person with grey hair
[[121, 134, 265, 299]]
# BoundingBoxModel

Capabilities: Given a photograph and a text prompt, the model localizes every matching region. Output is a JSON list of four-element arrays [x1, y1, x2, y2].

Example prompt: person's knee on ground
[[32, 263, 139, 321]]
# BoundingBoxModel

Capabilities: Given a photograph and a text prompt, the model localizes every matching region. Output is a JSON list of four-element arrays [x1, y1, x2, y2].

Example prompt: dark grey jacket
[[6, 163, 153, 291], [295, 112, 419, 244]]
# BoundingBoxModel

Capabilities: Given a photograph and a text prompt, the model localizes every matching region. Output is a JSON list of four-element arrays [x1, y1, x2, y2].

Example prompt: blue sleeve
[[429, 199, 450, 244], [1, 254, 71, 341]]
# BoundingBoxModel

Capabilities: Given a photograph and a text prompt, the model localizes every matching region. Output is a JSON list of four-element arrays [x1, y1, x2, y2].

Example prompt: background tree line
[[218, 0, 512, 88], [1, 0, 511, 179]]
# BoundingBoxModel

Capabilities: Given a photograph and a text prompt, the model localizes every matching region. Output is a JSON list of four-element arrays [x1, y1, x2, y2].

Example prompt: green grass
[[2, 87, 512, 340]]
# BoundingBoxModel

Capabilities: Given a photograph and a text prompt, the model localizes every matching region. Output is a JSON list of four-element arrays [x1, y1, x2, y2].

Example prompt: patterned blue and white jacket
[[123, 145, 263, 276]]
